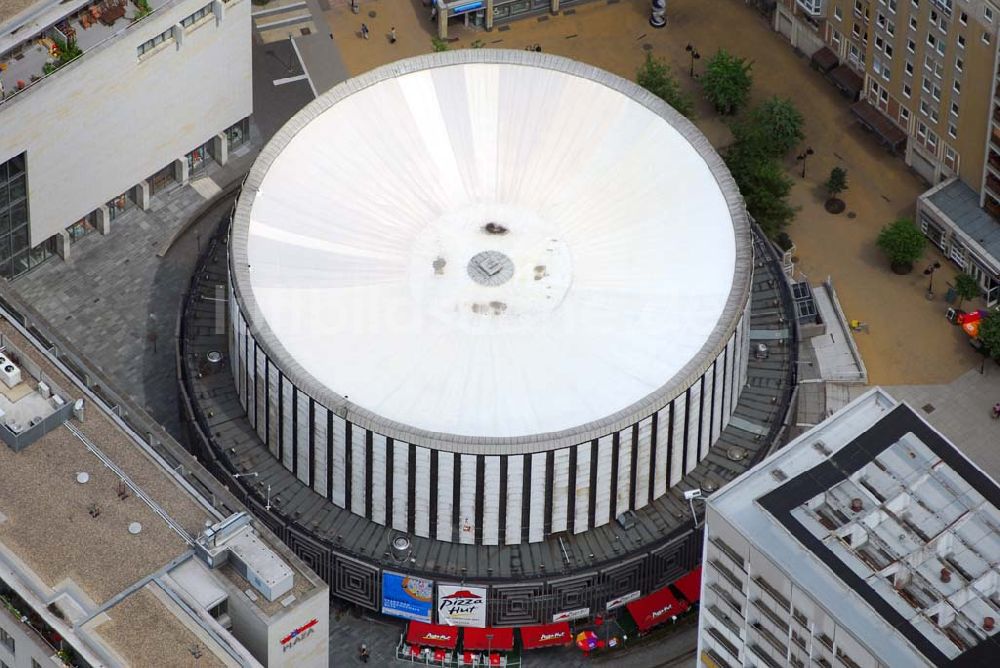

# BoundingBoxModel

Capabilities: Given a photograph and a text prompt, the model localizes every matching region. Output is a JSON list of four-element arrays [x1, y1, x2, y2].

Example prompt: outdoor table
[[489, 653, 500, 666], [434, 648, 446, 662]]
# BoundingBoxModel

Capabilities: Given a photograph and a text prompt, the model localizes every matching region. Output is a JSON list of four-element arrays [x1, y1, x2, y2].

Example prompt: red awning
[[519, 622, 572, 649], [406, 621, 459, 649], [463, 627, 514, 651], [673, 567, 702, 604], [626, 587, 690, 632]]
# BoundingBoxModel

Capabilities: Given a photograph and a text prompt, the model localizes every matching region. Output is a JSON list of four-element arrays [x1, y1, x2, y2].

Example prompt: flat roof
[[712, 389, 1000, 667], [0, 0, 40, 27], [233, 50, 750, 443], [926, 179, 1000, 264], [91, 584, 232, 668]]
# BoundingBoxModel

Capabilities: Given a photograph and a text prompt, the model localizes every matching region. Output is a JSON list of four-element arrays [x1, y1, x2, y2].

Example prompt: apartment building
[[0, 316, 328, 667], [433, 0, 592, 38], [774, 0, 1000, 305], [695, 387, 1000, 668], [0, 0, 251, 279]]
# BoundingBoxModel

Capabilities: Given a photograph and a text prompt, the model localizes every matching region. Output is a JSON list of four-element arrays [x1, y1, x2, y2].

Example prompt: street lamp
[[685, 44, 701, 78], [796, 147, 815, 178], [924, 261, 942, 300], [486, 633, 493, 660]]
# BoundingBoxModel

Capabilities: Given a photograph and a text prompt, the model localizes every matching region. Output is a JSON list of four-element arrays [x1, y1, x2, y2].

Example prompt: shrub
[[636, 53, 693, 118], [876, 218, 925, 273], [701, 49, 753, 115]]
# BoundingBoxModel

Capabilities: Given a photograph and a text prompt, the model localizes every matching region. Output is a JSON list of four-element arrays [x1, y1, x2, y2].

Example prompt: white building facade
[[0, 0, 252, 278], [697, 388, 1000, 668]]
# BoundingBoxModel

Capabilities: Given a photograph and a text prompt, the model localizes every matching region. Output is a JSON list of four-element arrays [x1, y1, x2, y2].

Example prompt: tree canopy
[[978, 310, 1000, 360], [876, 219, 925, 271], [825, 167, 848, 198], [701, 49, 753, 115], [734, 97, 804, 158], [953, 273, 980, 309], [636, 53, 693, 118]]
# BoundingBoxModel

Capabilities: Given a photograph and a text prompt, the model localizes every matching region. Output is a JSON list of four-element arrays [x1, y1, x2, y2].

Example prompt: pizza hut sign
[[539, 631, 566, 642], [648, 603, 675, 622], [436, 584, 488, 627]]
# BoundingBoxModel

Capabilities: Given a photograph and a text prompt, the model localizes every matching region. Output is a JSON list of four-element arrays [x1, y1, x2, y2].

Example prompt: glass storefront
[[187, 142, 211, 177], [150, 163, 176, 196], [107, 190, 134, 222], [225, 118, 250, 150], [67, 212, 97, 243]]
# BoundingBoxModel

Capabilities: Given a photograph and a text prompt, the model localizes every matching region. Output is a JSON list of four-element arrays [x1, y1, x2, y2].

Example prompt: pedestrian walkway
[[11, 147, 258, 438]]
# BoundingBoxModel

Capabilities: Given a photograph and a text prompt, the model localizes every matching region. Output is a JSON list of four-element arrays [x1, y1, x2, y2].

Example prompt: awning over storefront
[[850, 100, 907, 152], [406, 621, 459, 649], [828, 64, 863, 100], [626, 586, 690, 632], [520, 622, 572, 649], [463, 627, 514, 651], [810, 46, 839, 74], [673, 566, 703, 604]]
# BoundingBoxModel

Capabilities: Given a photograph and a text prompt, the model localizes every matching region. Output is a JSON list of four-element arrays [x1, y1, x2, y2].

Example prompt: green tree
[[431, 37, 449, 52], [735, 97, 804, 157], [876, 218, 926, 273], [636, 53, 693, 118], [953, 273, 981, 310], [825, 167, 848, 199], [726, 143, 797, 237], [978, 311, 1000, 360], [701, 49, 753, 115]]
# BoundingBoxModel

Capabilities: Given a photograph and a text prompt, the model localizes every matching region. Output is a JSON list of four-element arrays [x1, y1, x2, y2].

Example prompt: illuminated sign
[[437, 584, 487, 627]]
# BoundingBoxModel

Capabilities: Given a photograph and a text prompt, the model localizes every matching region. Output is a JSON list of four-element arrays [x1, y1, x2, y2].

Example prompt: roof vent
[[813, 440, 831, 455], [206, 351, 223, 364], [128, 522, 143, 535], [940, 568, 951, 583], [771, 469, 788, 482], [984, 617, 995, 631], [850, 498, 863, 513], [390, 535, 411, 561], [76, 472, 90, 484], [702, 480, 719, 493], [726, 446, 748, 462]]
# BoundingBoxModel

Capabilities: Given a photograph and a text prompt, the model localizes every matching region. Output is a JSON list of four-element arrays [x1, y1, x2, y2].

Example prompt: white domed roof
[[236, 53, 745, 440]]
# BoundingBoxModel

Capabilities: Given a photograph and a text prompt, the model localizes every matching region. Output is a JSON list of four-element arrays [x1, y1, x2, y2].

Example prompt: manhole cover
[[128, 522, 143, 535], [368, 10, 376, 17], [207, 351, 223, 364], [922, 403, 935, 414], [642, 43, 653, 51], [847, 211, 857, 219]]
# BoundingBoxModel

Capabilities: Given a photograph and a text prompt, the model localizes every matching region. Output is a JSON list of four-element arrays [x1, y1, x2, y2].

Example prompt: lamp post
[[924, 261, 942, 300], [685, 44, 700, 78], [233, 471, 272, 511], [796, 147, 815, 178], [486, 633, 493, 660]]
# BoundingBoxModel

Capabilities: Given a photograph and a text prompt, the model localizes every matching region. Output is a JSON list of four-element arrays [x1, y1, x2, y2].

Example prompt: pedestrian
[[992, 402, 1000, 419], [430, 5, 437, 21], [360, 23, 369, 40], [389, 27, 397, 44], [359, 643, 369, 663]]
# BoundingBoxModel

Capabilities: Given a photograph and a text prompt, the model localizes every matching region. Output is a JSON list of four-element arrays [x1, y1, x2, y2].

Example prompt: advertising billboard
[[436, 584, 488, 627], [382, 572, 434, 622]]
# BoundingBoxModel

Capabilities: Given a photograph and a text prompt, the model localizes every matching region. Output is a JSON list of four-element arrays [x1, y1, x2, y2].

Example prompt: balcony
[[796, 0, 825, 17], [0, 0, 169, 104], [930, 0, 953, 16]]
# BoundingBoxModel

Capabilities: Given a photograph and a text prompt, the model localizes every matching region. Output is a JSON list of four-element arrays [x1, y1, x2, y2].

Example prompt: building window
[[0, 626, 14, 653], [137, 27, 175, 57], [855, 0, 864, 17], [932, 84, 941, 100], [225, 118, 250, 150], [905, 60, 914, 75], [909, 15, 918, 30], [948, 123, 957, 138], [920, 100, 929, 116], [936, 39, 946, 55], [907, 38, 916, 52], [880, 88, 889, 103], [832, 30, 842, 47], [960, 11, 967, 25], [924, 54, 934, 71], [927, 33, 936, 48], [887, 20, 895, 36], [953, 79, 961, 93], [900, 106, 910, 123], [835, 5, 843, 20], [918, 121, 928, 138], [958, 34, 965, 48], [945, 146, 958, 170], [929, 107, 939, 123], [951, 101, 959, 116], [984, 31, 992, 45], [903, 83, 912, 97], [922, 78, 931, 93], [927, 130, 938, 151], [0, 153, 35, 279], [888, 0, 897, 12], [181, 3, 213, 28], [66, 214, 97, 243], [955, 56, 963, 71], [986, 6, 994, 23]]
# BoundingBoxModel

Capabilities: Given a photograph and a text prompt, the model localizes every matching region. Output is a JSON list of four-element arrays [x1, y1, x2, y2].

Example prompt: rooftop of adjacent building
[[0, 319, 322, 667], [923, 178, 1000, 267], [710, 387, 1000, 667]]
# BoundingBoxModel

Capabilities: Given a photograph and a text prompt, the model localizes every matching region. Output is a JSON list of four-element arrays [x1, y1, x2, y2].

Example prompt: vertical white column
[[482, 456, 501, 545], [551, 449, 570, 533], [414, 447, 431, 537], [505, 455, 524, 544]]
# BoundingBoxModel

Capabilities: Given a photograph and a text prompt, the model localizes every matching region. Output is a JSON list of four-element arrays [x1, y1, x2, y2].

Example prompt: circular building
[[228, 51, 752, 547]]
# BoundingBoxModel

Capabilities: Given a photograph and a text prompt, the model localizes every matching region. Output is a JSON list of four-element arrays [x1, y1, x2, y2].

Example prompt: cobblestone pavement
[[11, 150, 256, 437]]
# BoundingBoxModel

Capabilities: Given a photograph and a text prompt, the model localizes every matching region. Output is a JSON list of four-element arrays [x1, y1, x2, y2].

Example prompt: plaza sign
[[552, 607, 590, 623], [605, 590, 641, 611]]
